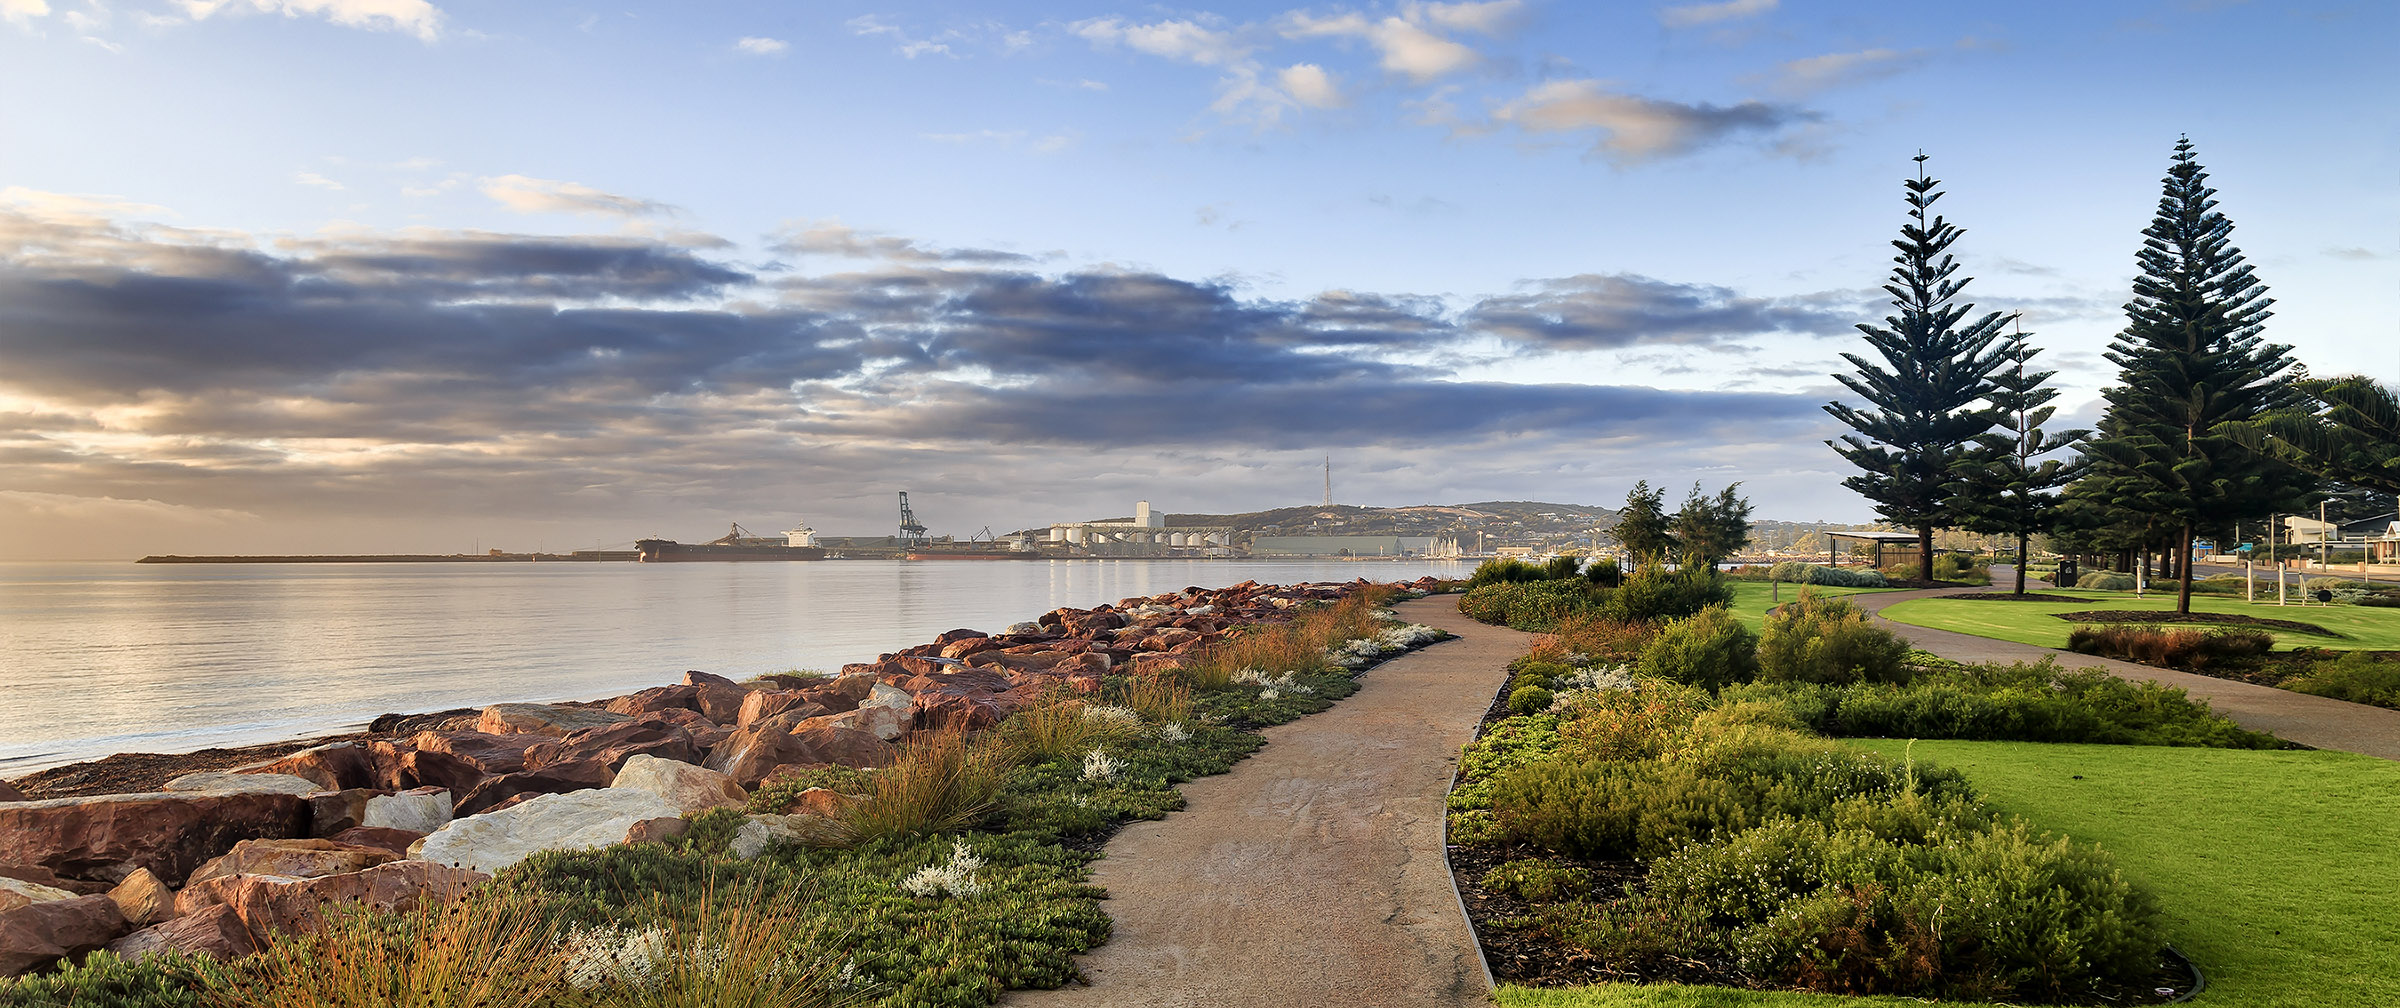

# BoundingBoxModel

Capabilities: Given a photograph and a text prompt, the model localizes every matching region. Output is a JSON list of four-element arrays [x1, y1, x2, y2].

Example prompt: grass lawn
[[1722, 581, 1891, 634], [1499, 740, 2400, 1008], [1878, 588, 2400, 650]]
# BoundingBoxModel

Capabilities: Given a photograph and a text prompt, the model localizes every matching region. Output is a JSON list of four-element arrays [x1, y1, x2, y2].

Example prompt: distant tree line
[[1824, 139, 2398, 613]]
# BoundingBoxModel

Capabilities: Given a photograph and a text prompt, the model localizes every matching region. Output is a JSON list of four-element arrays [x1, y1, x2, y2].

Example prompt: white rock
[[826, 703, 911, 741], [0, 875, 78, 913], [861, 683, 913, 711], [363, 789, 453, 834], [414, 788, 679, 874], [609, 754, 746, 815], [1005, 622, 1043, 635], [162, 771, 322, 795], [728, 814, 813, 859]]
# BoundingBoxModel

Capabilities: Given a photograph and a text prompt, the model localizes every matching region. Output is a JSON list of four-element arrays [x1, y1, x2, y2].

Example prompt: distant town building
[[1250, 535, 1432, 557]]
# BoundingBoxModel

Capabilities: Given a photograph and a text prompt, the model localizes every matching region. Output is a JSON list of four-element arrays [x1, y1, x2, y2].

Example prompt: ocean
[[0, 558, 1470, 775]]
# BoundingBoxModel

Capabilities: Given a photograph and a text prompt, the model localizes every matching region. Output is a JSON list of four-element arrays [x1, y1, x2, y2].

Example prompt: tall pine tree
[[1612, 480, 1676, 564], [1948, 325, 2088, 594], [1827, 153, 2014, 579], [2080, 137, 2311, 613]]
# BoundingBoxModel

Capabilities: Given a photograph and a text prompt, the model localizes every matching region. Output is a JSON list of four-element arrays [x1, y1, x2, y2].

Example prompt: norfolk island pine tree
[[2078, 137, 2314, 614], [1826, 153, 2013, 580], [1949, 324, 2088, 595]]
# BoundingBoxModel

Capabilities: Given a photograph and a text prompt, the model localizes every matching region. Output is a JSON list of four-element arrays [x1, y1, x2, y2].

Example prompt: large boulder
[[0, 877, 76, 914], [162, 771, 322, 796], [819, 703, 909, 742], [0, 894, 127, 977], [605, 684, 701, 718], [105, 869, 172, 928], [184, 838, 400, 889], [238, 740, 377, 791], [195, 861, 485, 939], [476, 703, 630, 737], [414, 788, 679, 874], [0, 780, 26, 803], [680, 671, 752, 724], [0, 791, 305, 885], [609, 755, 745, 815], [413, 730, 543, 773], [362, 787, 452, 834], [523, 720, 699, 773], [452, 761, 615, 817], [307, 787, 388, 837], [106, 903, 257, 962], [703, 723, 828, 788], [735, 689, 828, 729], [326, 826, 427, 857]]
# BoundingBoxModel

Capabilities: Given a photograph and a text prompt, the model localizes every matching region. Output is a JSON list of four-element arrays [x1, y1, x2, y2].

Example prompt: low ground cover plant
[[2283, 650, 2400, 707], [1460, 561, 1733, 633], [1721, 657, 2280, 748], [6, 588, 1451, 1008]]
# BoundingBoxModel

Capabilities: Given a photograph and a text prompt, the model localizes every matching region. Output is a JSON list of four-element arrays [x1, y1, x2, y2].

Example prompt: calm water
[[0, 558, 1468, 774]]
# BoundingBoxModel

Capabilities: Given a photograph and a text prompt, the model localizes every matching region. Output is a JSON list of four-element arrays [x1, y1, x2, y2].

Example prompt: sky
[[1, 0, 2394, 559]]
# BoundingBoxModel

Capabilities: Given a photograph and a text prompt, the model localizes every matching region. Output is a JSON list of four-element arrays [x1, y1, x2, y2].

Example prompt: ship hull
[[635, 539, 827, 562]]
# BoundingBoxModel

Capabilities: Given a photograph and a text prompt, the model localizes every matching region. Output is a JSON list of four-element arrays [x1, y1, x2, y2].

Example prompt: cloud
[[479, 174, 676, 218], [1464, 274, 1857, 349], [1491, 80, 1809, 163], [2324, 246, 2387, 260], [1762, 47, 1925, 93], [293, 171, 345, 191], [1071, 15, 1247, 66], [770, 219, 1034, 265], [1277, 63, 1346, 109], [172, 0, 444, 41], [846, 14, 954, 58], [2, 0, 52, 26], [1658, 0, 1776, 28], [1409, 0, 1524, 35], [1283, 10, 1484, 82], [733, 36, 787, 56]]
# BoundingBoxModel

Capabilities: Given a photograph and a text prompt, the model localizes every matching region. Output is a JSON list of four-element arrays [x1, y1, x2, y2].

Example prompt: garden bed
[[1943, 592, 2084, 602], [2053, 610, 2339, 636]]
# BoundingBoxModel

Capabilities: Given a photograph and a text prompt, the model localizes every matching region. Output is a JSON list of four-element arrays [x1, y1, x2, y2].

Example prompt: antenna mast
[[1323, 456, 1331, 506]]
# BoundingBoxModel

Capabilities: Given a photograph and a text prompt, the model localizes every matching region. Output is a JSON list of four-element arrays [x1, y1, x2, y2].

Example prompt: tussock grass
[[575, 876, 855, 1008], [1177, 588, 1396, 691], [807, 729, 1015, 847], [203, 892, 567, 1008], [1111, 675, 1192, 725], [998, 691, 1130, 763]]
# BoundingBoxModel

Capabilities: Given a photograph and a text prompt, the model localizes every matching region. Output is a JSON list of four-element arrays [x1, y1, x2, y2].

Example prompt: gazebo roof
[[1824, 531, 1923, 544]]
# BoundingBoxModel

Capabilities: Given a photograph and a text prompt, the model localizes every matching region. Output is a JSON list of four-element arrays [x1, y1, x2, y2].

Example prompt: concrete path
[[1856, 571, 2400, 761], [1006, 596, 1527, 1008]]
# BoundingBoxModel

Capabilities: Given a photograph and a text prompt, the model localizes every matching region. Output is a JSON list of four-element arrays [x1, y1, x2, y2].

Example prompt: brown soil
[[2052, 610, 2338, 636], [8, 708, 477, 800], [1944, 592, 2086, 602]]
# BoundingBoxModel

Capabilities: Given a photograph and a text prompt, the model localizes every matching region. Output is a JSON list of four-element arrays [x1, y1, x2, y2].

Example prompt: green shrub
[[2287, 651, 2400, 709], [2076, 570, 2136, 590], [1768, 561, 1888, 588], [1601, 565, 1732, 624], [1719, 660, 2279, 748], [1467, 557, 1549, 586], [1637, 605, 1759, 692], [1483, 859, 1596, 902], [1583, 557, 1623, 587], [1584, 812, 2167, 1003], [1542, 555, 1584, 580], [1508, 685, 1556, 715], [1459, 579, 1604, 630], [1757, 591, 1911, 685]]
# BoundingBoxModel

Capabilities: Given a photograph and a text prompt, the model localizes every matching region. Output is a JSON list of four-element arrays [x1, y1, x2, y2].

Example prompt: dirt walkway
[[1855, 572, 2400, 761], [1006, 596, 1527, 1008]]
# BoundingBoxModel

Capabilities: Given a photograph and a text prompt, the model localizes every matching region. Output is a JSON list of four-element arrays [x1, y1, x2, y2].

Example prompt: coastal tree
[[1826, 153, 2015, 579], [1672, 482, 1755, 569], [2077, 137, 2311, 613], [2217, 375, 2400, 498], [1613, 480, 1676, 564], [1948, 327, 2089, 594]]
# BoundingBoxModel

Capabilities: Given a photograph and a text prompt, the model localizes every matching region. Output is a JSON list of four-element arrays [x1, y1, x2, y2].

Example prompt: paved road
[[1856, 571, 2400, 761], [1006, 596, 1524, 1008]]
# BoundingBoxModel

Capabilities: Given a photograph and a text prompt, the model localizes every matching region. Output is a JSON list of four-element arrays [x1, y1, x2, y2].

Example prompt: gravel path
[[1857, 570, 2400, 761], [1006, 596, 1527, 1008]]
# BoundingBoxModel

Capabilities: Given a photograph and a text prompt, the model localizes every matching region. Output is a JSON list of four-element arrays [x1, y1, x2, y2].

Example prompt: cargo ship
[[634, 523, 827, 562]]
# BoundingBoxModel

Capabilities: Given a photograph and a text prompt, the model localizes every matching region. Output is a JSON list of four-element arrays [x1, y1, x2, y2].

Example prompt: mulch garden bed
[[2052, 610, 2338, 636]]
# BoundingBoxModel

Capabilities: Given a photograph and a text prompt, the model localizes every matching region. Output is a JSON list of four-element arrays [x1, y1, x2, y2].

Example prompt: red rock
[[680, 671, 751, 724], [105, 868, 172, 927], [939, 636, 1003, 660], [623, 817, 690, 845], [106, 903, 256, 962], [326, 826, 425, 857], [1130, 653, 1188, 677], [452, 761, 614, 817], [0, 893, 128, 977], [207, 861, 486, 939], [606, 684, 702, 717], [0, 792, 306, 886], [703, 723, 827, 788], [891, 666, 1016, 694], [185, 838, 399, 889], [0, 780, 28, 803], [475, 703, 629, 737], [525, 720, 699, 772], [736, 690, 828, 729], [307, 787, 388, 838], [790, 787, 859, 818], [241, 741, 376, 791], [910, 691, 1012, 732], [412, 730, 541, 774], [388, 746, 491, 799]]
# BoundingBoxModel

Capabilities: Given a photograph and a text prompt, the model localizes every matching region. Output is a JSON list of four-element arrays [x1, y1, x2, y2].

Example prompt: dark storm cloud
[[308, 235, 751, 301], [1463, 273, 1853, 350]]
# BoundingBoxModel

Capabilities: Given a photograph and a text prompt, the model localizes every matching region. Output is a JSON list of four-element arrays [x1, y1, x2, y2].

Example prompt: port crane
[[897, 491, 928, 548]]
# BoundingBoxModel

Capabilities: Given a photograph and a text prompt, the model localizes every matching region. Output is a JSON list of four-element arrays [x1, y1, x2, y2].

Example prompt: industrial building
[[1049, 501, 1235, 556], [1251, 535, 1434, 557]]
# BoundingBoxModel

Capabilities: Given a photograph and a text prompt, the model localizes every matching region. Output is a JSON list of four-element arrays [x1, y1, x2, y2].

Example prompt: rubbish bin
[[2055, 559, 2078, 588]]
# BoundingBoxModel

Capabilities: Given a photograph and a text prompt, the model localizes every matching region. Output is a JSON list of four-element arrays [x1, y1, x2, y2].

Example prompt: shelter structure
[[1824, 531, 1922, 568]]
